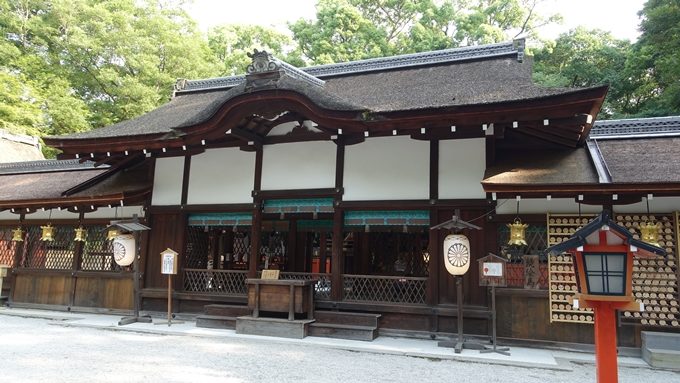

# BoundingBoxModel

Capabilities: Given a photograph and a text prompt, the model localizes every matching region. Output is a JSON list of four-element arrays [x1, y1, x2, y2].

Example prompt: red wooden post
[[592, 301, 618, 383]]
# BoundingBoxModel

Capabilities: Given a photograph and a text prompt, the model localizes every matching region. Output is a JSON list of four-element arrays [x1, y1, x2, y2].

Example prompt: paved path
[[1, 308, 678, 383]]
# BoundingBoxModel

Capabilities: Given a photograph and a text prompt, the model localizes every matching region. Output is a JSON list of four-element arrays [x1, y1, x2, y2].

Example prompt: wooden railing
[[280, 272, 331, 301], [342, 274, 427, 304], [182, 270, 427, 304], [183, 269, 248, 295]]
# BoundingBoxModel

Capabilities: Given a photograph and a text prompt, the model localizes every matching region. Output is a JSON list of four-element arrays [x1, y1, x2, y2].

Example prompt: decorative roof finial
[[247, 49, 279, 74]]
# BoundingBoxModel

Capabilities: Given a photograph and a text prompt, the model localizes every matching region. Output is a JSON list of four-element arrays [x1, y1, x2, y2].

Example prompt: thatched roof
[[49, 39, 597, 142], [0, 130, 44, 163]]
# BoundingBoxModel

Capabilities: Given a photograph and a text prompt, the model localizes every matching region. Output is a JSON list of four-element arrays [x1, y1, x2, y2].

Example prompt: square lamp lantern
[[545, 210, 666, 383]]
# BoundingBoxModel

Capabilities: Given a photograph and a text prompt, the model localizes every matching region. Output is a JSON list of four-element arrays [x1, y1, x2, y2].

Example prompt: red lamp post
[[546, 210, 666, 383]]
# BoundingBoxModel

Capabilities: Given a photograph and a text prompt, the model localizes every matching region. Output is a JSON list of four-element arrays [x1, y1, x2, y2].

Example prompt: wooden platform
[[195, 304, 251, 330], [236, 315, 314, 339], [309, 311, 381, 341]]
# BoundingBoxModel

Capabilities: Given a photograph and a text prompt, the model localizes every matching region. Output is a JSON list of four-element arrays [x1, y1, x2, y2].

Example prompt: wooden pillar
[[427, 208, 440, 306], [249, 202, 262, 278], [249, 148, 263, 278], [69, 211, 87, 308], [287, 218, 297, 272], [331, 208, 344, 301], [319, 232, 328, 273]]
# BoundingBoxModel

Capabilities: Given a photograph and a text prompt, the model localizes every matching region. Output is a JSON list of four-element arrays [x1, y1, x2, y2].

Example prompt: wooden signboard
[[478, 253, 507, 287], [161, 248, 179, 275], [261, 269, 280, 280]]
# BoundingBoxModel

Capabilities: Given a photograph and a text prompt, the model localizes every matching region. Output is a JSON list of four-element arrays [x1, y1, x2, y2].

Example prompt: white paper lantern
[[443, 234, 471, 275], [112, 234, 136, 266]]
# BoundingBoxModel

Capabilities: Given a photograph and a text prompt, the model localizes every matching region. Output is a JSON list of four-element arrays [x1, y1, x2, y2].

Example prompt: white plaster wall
[[188, 148, 255, 204], [84, 206, 145, 219], [151, 157, 185, 206], [495, 198, 603, 215], [261, 141, 336, 190], [438, 138, 486, 199], [344, 136, 429, 201], [0, 210, 19, 221]]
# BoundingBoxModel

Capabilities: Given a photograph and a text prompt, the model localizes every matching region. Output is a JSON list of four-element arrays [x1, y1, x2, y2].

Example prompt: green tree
[[632, 0, 680, 116], [532, 27, 636, 117], [0, 0, 221, 141], [290, 0, 561, 64]]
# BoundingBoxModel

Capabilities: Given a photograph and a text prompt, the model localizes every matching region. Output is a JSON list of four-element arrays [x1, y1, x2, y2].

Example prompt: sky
[[185, 0, 647, 42]]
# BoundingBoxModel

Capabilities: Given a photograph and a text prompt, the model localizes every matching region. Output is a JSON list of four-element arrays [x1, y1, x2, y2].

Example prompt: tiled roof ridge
[[0, 129, 41, 149], [0, 159, 104, 175], [178, 39, 522, 94], [591, 115, 680, 139]]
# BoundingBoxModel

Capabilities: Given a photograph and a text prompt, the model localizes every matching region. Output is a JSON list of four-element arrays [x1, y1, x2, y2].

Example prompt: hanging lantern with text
[[443, 234, 471, 275], [40, 224, 55, 241], [507, 218, 528, 246], [112, 234, 136, 266], [11, 227, 24, 242]]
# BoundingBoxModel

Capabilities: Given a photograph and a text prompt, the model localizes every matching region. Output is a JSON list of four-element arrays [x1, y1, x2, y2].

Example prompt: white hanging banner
[[443, 234, 471, 276]]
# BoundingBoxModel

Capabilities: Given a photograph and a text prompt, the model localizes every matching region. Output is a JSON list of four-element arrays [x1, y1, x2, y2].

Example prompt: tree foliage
[[290, 0, 561, 63], [1, 0, 679, 157], [632, 0, 680, 116], [0, 0, 220, 141]]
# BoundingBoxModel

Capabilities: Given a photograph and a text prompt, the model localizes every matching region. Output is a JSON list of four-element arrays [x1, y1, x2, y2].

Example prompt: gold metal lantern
[[507, 218, 528, 246], [40, 224, 55, 241], [11, 227, 24, 242], [639, 221, 661, 247], [106, 227, 120, 241], [74, 226, 87, 242]]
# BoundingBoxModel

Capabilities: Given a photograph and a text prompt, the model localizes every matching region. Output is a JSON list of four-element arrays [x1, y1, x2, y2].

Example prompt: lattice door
[[0, 227, 18, 267], [20, 226, 76, 269]]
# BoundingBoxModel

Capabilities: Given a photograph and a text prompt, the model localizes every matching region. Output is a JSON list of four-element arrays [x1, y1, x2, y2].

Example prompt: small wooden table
[[246, 278, 317, 321]]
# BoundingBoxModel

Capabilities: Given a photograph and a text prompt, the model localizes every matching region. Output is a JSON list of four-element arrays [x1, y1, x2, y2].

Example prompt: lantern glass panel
[[583, 253, 626, 295]]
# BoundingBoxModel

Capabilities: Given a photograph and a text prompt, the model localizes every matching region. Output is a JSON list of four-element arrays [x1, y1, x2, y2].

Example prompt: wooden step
[[203, 304, 251, 317], [309, 322, 378, 341], [196, 315, 237, 330], [314, 310, 381, 327]]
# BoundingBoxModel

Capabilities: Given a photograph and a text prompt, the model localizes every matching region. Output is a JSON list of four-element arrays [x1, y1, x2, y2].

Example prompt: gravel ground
[[1, 315, 678, 383]]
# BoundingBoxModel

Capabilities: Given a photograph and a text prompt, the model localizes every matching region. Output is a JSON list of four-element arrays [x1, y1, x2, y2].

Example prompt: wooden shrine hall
[[1, 38, 679, 345]]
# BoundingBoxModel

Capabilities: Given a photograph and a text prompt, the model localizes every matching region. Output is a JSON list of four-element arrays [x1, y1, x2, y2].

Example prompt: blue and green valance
[[263, 198, 335, 214], [188, 212, 252, 227], [344, 210, 429, 226]]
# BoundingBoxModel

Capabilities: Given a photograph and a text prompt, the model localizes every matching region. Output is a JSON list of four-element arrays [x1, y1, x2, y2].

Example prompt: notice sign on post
[[483, 262, 503, 277], [161, 248, 179, 275]]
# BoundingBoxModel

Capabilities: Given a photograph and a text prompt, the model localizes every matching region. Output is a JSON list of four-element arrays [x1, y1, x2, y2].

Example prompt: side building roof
[[482, 115, 680, 196]]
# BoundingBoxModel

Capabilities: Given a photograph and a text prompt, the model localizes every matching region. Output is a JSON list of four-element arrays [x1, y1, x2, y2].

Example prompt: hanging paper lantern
[[40, 224, 55, 241], [11, 227, 24, 242], [443, 234, 471, 276], [74, 226, 87, 242], [112, 234, 136, 266], [507, 218, 528, 246], [640, 222, 661, 247]]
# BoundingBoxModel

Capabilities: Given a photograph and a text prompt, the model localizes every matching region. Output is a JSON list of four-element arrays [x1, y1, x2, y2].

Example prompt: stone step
[[203, 304, 251, 317], [309, 322, 378, 341], [314, 310, 381, 327], [642, 347, 680, 370], [196, 315, 237, 330], [641, 331, 680, 351]]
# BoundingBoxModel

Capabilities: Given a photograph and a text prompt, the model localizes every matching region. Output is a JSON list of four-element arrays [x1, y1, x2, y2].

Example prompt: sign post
[[159, 248, 182, 327], [478, 253, 510, 356]]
